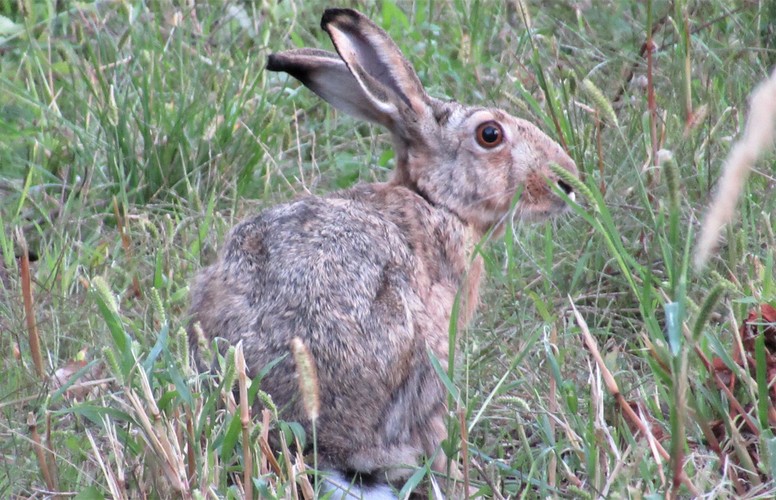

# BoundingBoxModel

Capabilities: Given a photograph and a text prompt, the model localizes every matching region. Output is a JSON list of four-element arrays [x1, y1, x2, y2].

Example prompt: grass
[[1, 0, 775, 497]]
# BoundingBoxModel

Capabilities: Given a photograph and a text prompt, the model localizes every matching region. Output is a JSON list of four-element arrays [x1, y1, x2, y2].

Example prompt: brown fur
[[189, 7, 578, 492]]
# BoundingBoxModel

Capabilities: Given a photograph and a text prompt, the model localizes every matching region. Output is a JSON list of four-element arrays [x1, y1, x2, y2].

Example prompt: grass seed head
[[695, 67, 776, 268], [290, 337, 320, 422]]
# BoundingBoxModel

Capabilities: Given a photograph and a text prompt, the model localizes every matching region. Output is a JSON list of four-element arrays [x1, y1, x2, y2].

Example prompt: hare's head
[[268, 8, 578, 235]]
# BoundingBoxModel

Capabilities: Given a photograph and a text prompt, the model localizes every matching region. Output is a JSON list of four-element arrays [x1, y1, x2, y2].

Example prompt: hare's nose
[[557, 180, 575, 201]]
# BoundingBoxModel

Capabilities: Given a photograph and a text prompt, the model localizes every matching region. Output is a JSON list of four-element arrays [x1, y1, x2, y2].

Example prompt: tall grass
[[1, 0, 774, 498]]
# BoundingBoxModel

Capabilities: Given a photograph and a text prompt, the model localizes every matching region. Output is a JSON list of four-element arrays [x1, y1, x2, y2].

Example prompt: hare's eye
[[475, 121, 504, 148]]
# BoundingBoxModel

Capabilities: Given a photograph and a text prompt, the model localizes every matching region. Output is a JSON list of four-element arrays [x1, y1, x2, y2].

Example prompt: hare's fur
[[190, 7, 578, 493]]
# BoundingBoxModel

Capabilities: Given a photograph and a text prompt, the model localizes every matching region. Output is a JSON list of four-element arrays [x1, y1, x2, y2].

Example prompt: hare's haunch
[[190, 8, 578, 498]]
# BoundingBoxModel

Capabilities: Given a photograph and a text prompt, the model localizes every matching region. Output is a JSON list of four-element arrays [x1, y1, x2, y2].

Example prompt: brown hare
[[189, 7, 578, 499]]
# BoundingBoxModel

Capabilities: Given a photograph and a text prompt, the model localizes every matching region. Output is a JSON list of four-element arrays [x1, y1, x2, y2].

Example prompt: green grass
[[1, 0, 775, 497]]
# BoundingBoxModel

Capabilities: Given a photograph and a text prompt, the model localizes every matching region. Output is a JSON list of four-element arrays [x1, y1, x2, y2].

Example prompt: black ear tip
[[266, 53, 281, 72], [321, 8, 360, 30]]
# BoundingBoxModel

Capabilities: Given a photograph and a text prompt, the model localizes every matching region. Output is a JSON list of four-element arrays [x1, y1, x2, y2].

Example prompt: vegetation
[[1, 0, 774, 497]]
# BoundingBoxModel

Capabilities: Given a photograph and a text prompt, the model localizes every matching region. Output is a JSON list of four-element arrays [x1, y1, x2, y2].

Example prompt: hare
[[189, 7, 578, 499]]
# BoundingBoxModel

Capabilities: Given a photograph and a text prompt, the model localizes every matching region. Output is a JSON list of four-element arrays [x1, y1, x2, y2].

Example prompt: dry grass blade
[[430, 474, 444, 500], [127, 368, 191, 497], [86, 427, 125, 500], [695, 67, 776, 268], [103, 415, 127, 494], [602, 441, 635, 497], [258, 432, 283, 478], [259, 409, 274, 476], [295, 448, 315, 500], [279, 430, 299, 500], [112, 196, 142, 299], [16, 228, 45, 380], [185, 408, 196, 486], [43, 413, 59, 493], [726, 416, 762, 486], [236, 343, 253, 500], [568, 297, 700, 496], [127, 388, 186, 492], [470, 459, 506, 500], [637, 408, 665, 486], [27, 412, 57, 493]]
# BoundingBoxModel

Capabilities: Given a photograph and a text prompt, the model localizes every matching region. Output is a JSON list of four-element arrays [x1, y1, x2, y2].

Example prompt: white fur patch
[[321, 470, 397, 500]]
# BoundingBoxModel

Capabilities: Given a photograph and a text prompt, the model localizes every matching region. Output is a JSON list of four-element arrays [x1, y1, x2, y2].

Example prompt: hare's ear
[[267, 9, 431, 133], [267, 48, 392, 126], [321, 8, 431, 126]]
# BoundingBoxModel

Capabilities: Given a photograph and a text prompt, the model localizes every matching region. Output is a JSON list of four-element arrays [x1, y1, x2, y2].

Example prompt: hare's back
[[193, 194, 420, 396]]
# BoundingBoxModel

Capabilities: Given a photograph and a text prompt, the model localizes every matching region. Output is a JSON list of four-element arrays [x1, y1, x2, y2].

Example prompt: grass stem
[[16, 228, 44, 380]]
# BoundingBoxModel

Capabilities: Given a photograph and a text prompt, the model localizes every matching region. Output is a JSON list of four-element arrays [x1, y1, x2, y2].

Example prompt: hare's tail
[[321, 469, 397, 500]]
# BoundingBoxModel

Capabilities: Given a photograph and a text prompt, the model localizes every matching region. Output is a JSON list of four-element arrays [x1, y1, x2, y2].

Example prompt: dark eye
[[475, 121, 504, 148]]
